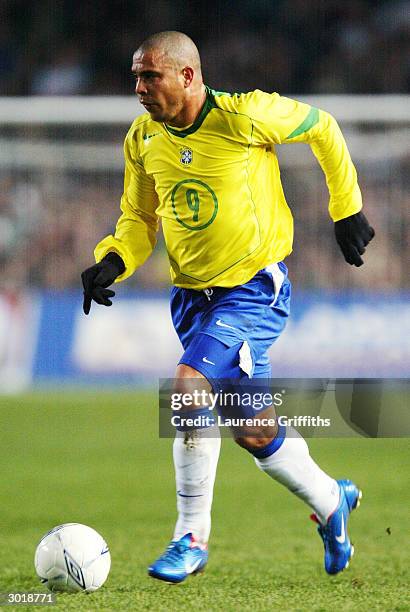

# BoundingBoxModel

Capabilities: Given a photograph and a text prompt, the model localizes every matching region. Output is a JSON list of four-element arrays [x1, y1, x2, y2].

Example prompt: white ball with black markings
[[34, 523, 111, 592]]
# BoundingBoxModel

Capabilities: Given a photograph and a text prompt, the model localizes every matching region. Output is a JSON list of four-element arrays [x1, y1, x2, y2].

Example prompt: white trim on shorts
[[264, 263, 285, 307]]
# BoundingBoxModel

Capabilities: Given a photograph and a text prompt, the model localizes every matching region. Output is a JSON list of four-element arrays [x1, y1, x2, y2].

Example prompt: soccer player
[[81, 31, 374, 583]]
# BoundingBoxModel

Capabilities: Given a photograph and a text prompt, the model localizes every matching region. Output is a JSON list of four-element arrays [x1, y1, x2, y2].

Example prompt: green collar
[[164, 86, 215, 138]]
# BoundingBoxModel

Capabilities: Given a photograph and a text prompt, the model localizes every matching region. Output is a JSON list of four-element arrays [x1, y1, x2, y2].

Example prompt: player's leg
[[235, 420, 339, 525], [235, 419, 361, 575], [148, 363, 220, 583], [194, 261, 360, 575], [170, 328, 341, 535], [162, 265, 360, 576], [172, 364, 220, 546]]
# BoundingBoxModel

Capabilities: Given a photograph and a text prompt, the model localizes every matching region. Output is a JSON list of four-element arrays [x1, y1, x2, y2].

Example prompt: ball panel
[[34, 523, 110, 593]]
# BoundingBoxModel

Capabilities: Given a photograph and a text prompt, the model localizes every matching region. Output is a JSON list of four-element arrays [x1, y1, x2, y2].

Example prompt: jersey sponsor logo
[[180, 147, 193, 165], [335, 515, 346, 544], [171, 179, 218, 230], [202, 357, 215, 365]]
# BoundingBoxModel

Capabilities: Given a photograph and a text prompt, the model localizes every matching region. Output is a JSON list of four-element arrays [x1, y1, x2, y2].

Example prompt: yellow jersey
[[95, 87, 362, 289]]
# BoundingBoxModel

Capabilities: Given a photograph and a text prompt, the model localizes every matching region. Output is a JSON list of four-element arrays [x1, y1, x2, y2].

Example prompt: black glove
[[334, 211, 375, 267], [81, 252, 125, 315]]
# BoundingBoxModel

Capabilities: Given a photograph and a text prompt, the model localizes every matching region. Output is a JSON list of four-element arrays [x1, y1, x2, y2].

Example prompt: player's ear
[[182, 66, 194, 88]]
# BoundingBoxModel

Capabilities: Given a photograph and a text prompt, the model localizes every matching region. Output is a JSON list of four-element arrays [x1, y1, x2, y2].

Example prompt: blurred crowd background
[[1, 0, 409, 95], [0, 0, 409, 293]]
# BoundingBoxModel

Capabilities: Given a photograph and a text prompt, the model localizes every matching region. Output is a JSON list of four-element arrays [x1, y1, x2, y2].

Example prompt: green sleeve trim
[[285, 107, 319, 140]]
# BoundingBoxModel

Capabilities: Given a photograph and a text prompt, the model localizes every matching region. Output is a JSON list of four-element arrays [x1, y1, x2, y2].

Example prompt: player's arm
[[249, 92, 375, 266], [283, 100, 374, 266], [81, 126, 159, 314]]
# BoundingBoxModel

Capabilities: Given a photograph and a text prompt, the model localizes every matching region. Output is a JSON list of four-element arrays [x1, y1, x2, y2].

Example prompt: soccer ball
[[34, 523, 111, 593]]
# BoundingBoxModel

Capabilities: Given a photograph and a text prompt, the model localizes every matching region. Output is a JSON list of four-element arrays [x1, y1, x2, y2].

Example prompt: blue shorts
[[170, 262, 291, 387]]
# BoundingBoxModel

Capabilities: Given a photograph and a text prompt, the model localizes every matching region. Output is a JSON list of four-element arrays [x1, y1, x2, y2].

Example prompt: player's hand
[[81, 253, 125, 315], [334, 211, 375, 267]]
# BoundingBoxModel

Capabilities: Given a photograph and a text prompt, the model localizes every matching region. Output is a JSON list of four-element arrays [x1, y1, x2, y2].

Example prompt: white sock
[[173, 427, 221, 545], [255, 426, 339, 524]]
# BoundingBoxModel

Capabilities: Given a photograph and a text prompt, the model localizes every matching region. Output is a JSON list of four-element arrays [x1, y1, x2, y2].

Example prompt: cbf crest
[[180, 147, 193, 165]]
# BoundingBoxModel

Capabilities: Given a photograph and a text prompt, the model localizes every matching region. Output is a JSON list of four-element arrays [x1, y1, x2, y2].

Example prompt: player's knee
[[175, 363, 207, 380], [235, 435, 275, 451], [173, 363, 212, 405]]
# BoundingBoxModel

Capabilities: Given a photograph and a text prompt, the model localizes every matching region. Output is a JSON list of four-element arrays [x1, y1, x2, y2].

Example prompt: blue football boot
[[148, 533, 208, 583], [311, 479, 362, 575]]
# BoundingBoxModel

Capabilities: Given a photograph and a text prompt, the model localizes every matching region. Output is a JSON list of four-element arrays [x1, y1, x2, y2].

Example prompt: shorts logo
[[180, 147, 193, 165], [202, 357, 216, 365], [216, 319, 237, 330]]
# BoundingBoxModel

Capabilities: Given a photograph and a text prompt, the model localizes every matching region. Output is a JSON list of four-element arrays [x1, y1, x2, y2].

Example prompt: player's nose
[[135, 78, 147, 95]]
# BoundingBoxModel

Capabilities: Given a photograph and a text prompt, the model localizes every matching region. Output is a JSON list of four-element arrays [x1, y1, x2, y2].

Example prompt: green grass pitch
[[0, 391, 408, 611]]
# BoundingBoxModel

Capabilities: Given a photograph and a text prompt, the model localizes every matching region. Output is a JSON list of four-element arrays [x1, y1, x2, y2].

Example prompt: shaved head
[[131, 31, 206, 127], [137, 31, 202, 74]]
